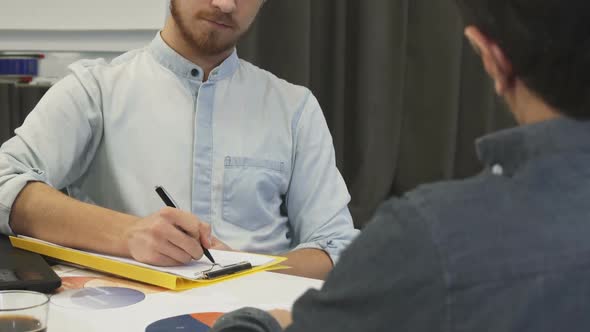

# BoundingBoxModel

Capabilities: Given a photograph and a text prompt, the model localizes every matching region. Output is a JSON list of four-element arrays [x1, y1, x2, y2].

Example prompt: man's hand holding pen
[[124, 207, 213, 266]]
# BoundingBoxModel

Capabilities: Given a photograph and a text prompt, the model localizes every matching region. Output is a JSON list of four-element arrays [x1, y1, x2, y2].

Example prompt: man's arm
[[1, 69, 211, 266], [11, 182, 135, 256], [278, 248, 333, 280], [212, 197, 447, 332], [284, 93, 359, 279], [207, 241, 333, 280], [0, 72, 104, 237], [10, 182, 213, 266]]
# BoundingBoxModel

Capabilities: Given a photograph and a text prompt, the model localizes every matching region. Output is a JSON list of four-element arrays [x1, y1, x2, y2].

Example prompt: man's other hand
[[210, 236, 233, 251], [268, 309, 292, 329]]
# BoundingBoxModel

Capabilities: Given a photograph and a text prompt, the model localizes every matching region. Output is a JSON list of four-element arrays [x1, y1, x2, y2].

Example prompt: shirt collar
[[147, 32, 239, 81], [476, 117, 590, 176]]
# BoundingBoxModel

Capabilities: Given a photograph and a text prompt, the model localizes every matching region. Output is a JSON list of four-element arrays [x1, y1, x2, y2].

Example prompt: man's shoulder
[[66, 47, 148, 78], [237, 59, 311, 100], [371, 174, 490, 229], [398, 171, 506, 226]]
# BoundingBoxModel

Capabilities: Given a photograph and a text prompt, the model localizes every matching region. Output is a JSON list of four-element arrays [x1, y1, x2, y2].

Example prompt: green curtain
[[238, 0, 515, 228]]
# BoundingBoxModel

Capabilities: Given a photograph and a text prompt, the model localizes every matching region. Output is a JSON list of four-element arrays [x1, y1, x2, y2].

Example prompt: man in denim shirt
[[211, 0, 590, 330], [0, 0, 358, 280]]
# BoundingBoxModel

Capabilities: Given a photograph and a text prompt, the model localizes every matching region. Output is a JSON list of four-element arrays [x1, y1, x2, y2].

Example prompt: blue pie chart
[[146, 312, 223, 332], [52, 287, 145, 310]]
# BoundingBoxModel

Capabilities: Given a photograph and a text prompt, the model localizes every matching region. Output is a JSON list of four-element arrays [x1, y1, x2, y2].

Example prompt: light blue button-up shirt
[[0, 34, 359, 263]]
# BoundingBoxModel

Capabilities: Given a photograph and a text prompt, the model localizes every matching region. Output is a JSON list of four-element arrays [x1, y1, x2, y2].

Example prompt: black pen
[[155, 186, 216, 264]]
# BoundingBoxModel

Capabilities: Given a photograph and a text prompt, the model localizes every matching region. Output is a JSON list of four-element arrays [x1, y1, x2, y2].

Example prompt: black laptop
[[0, 236, 61, 293]]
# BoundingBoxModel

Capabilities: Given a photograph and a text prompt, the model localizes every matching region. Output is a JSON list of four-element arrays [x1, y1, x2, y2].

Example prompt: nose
[[211, 0, 237, 13]]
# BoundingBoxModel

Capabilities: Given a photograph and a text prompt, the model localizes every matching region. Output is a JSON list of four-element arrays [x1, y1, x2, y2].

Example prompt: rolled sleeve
[[0, 166, 47, 234], [287, 93, 359, 264], [0, 64, 104, 235], [292, 207, 359, 264]]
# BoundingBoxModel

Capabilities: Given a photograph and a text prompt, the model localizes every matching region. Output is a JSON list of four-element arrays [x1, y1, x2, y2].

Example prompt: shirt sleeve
[[211, 308, 283, 332], [211, 196, 447, 332], [286, 92, 359, 264], [0, 62, 104, 235]]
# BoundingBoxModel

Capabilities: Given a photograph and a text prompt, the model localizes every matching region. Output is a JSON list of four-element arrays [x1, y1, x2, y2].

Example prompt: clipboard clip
[[201, 261, 253, 279]]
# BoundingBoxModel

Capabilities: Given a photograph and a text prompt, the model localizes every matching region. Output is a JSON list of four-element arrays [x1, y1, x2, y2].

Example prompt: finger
[[161, 208, 212, 249], [158, 223, 204, 260], [133, 239, 185, 266], [146, 253, 185, 267], [199, 223, 212, 248], [210, 235, 220, 248], [160, 208, 203, 240], [154, 237, 194, 265], [210, 236, 231, 251]]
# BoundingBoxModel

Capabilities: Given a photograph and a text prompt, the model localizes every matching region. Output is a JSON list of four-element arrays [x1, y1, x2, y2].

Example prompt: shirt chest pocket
[[222, 157, 288, 231]]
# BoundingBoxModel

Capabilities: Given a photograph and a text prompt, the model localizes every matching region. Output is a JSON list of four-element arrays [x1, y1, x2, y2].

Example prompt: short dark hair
[[455, 0, 590, 119]]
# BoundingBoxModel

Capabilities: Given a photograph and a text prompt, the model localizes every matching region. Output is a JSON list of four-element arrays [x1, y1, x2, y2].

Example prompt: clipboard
[[202, 261, 252, 279], [9, 236, 287, 291]]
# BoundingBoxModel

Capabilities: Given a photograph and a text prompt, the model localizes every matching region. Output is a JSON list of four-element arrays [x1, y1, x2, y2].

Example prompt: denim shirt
[[0, 33, 358, 262], [212, 117, 590, 332]]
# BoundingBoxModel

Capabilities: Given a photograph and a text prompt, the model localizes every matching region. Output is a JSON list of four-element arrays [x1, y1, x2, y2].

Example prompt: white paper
[[92, 250, 275, 280], [19, 236, 275, 280]]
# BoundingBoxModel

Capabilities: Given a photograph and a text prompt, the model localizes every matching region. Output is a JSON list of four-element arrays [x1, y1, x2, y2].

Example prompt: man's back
[[413, 117, 590, 331], [277, 117, 590, 332]]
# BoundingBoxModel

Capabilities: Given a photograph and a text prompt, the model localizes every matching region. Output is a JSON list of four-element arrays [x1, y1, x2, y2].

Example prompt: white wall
[[1, 0, 169, 79], [0, 0, 166, 31], [0, 0, 167, 52]]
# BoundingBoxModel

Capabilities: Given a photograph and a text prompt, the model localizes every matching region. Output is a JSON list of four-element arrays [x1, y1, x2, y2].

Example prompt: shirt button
[[492, 164, 504, 176], [191, 68, 199, 77]]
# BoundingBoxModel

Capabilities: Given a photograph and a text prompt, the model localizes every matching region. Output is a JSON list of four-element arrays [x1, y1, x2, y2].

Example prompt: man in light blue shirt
[[0, 0, 358, 279]]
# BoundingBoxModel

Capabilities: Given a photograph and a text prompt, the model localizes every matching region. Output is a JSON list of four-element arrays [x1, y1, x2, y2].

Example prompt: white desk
[[47, 265, 323, 331]]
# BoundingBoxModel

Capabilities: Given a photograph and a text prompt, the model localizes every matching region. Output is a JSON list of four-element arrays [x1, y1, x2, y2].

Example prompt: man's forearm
[[276, 248, 333, 280], [9, 182, 138, 256]]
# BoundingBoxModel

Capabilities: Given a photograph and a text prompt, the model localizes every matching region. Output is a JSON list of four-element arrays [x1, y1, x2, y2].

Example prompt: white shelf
[[0, 30, 159, 52]]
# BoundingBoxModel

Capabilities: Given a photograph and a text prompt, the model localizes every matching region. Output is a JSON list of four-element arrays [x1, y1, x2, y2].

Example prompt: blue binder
[[0, 55, 41, 77]]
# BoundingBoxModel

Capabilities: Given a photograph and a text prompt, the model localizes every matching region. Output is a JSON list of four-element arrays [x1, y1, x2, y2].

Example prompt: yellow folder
[[10, 236, 287, 291]]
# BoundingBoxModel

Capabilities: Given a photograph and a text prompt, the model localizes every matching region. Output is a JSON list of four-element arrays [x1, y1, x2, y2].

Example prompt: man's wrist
[[118, 215, 142, 258]]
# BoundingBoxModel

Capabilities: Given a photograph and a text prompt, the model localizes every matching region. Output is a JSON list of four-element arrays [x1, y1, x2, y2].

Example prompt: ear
[[465, 26, 514, 95]]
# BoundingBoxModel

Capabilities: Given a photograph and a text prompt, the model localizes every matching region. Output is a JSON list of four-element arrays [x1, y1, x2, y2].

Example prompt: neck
[[505, 80, 562, 125], [161, 18, 233, 80]]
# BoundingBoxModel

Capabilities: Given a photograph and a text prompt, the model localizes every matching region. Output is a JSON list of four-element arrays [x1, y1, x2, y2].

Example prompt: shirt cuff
[[293, 238, 349, 266], [0, 170, 47, 235], [211, 307, 283, 332]]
